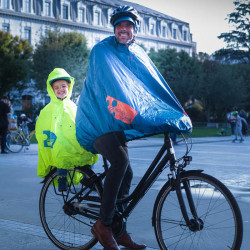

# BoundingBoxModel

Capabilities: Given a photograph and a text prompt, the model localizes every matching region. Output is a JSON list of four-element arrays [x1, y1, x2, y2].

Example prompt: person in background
[[0, 96, 11, 154], [227, 110, 236, 136], [232, 111, 247, 142]]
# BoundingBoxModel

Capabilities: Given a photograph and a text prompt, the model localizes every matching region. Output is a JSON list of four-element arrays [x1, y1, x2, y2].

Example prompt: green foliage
[[0, 31, 33, 96], [148, 47, 249, 122], [197, 60, 246, 121], [215, 0, 250, 63], [32, 31, 90, 99], [148, 48, 202, 106]]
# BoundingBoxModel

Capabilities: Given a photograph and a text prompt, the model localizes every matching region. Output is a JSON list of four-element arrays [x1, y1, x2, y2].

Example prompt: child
[[36, 68, 98, 191], [232, 111, 248, 142]]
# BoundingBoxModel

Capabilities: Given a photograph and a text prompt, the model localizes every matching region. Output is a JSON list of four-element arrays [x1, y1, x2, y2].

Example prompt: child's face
[[52, 80, 70, 99]]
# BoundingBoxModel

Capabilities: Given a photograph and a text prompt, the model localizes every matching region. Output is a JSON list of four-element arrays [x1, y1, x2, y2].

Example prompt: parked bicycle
[[6, 122, 35, 153], [39, 132, 243, 250]]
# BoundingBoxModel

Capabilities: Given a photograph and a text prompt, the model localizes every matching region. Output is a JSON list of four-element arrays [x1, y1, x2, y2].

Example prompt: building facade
[[0, 0, 196, 113]]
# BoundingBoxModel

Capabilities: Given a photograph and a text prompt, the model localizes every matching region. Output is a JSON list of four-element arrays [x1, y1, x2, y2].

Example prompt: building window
[[94, 10, 101, 25], [173, 28, 177, 39], [24, 27, 31, 44], [24, 0, 31, 13], [183, 30, 187, 41], [162, 26, 166, 37], [63, 4, 69, 19], [138, 19, 144, 34], [2, 23, 10, 32], [45, 1, 51, 16], [3, 0, 10, 9], [149, 23, 155, 35], [79, 8, 86, 23], [107, 9, 113, 27]]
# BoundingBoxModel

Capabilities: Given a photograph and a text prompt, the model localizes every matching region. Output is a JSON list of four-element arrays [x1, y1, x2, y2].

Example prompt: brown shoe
[[91, 219, 120, 250], [116, 231, 146, 249]]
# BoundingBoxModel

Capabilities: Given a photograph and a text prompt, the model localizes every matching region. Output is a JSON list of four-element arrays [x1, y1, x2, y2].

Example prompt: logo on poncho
[[43, 131, 57, 148], [106, 96, 138, 124]]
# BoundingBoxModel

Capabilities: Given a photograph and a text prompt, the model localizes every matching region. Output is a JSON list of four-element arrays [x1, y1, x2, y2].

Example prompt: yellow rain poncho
[[36, 68, 98, 178]]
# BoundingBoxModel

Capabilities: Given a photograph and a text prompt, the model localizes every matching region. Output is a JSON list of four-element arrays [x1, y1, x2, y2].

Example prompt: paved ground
[[0, 135, 249, 249]]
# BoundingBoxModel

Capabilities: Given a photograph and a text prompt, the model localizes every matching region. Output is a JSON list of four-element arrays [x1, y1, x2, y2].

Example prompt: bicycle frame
[[117, 132, 175, 218], [13, 127, 35, 146], [116, 132, 196, 222], [40, 132, 243, 250], [60, 132, 199, 229]]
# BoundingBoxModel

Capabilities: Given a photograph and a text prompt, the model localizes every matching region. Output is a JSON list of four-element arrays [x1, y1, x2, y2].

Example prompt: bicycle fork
[[166, 135, 203, 232]]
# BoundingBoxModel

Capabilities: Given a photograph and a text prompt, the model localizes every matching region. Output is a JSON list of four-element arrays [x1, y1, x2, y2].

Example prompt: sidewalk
[[0, 136, 249, 249]]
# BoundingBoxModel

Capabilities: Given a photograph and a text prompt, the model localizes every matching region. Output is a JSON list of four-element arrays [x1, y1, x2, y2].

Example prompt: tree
[[149, 48, 202, 106], [215, 0, 250, 63], [196, 59, 247, 121], [0, 31, 33, 97], [32, 31, 90, 100]]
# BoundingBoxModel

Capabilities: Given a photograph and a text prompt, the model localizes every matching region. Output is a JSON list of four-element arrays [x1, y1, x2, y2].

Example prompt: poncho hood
[[47, 68, 75, 102], [76, 36, 192, 153]]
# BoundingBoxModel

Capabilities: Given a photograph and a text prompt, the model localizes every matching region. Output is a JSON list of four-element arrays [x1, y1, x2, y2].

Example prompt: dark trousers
[[0, 126, 8, 152], [93, 131, 133, 225]]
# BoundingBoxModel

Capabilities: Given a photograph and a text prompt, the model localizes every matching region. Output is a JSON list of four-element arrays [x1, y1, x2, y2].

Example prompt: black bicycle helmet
[[110, 5, 140, 27]]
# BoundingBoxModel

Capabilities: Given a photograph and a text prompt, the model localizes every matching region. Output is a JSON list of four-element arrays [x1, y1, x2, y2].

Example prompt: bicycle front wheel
[[153, 171, 243, 250], [39, 167, 103, 250], [6, 132, 24, 153]]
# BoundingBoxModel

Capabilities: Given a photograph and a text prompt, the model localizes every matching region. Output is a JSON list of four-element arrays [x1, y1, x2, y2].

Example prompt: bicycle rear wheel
[[39, 167, 103, 250], [153, 171, 243, 250], [6, 132, 24, 153]]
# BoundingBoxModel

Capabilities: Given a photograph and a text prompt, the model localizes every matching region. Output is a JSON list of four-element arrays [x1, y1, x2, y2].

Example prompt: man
[[76, 5, 192, 250], [0, 96, 11, 154]]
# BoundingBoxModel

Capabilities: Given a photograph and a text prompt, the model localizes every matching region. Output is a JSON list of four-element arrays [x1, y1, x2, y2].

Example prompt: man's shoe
[[91, 219, 120, 250], [116, 231, 146, 249], [1, 151, 8, 154]]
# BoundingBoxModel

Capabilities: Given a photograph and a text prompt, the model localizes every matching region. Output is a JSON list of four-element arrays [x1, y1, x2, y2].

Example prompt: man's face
[[115, 21, 135, 45]]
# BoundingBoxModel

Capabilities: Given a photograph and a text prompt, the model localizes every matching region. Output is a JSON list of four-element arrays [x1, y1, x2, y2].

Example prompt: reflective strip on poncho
[[76, 36, 192, 153], [36, 68, 98, 178]]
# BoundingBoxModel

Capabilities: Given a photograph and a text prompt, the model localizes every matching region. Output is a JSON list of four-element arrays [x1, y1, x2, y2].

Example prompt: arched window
[[149, 18, 156, 36], [93, 6, 102, 26], [78, 2, 87, 23]]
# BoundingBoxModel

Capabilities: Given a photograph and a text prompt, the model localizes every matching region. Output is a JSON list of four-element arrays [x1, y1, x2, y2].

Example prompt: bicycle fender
[[152, 169, 203, 227], [40, 167, 57, 184]]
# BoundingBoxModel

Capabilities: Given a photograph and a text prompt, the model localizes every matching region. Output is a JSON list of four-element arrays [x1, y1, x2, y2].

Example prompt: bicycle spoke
[[154, 172, 242, 250], [39, 168, 101, 249]]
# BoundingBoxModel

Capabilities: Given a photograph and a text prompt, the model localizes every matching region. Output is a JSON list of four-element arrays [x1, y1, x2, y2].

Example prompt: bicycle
[[6, 123, 35, 153], [39, 132, 243, 250]]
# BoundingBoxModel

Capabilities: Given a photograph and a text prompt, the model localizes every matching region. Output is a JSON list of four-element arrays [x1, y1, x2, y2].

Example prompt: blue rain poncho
[[76, 36, 192, 153]]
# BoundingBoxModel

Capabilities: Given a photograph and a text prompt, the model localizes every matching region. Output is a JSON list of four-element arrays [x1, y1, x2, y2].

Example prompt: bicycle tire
[[153, 171, 243, 250], [6, 132, 24, 153], [39, 167, 103, 250]]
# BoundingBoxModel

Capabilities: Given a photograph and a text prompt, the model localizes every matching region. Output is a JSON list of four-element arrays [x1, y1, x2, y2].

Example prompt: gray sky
[[127, 0, 236, 54]]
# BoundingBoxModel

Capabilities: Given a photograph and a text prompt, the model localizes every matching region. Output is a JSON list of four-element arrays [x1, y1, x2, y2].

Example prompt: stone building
[[0, 0, 196, 114]]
